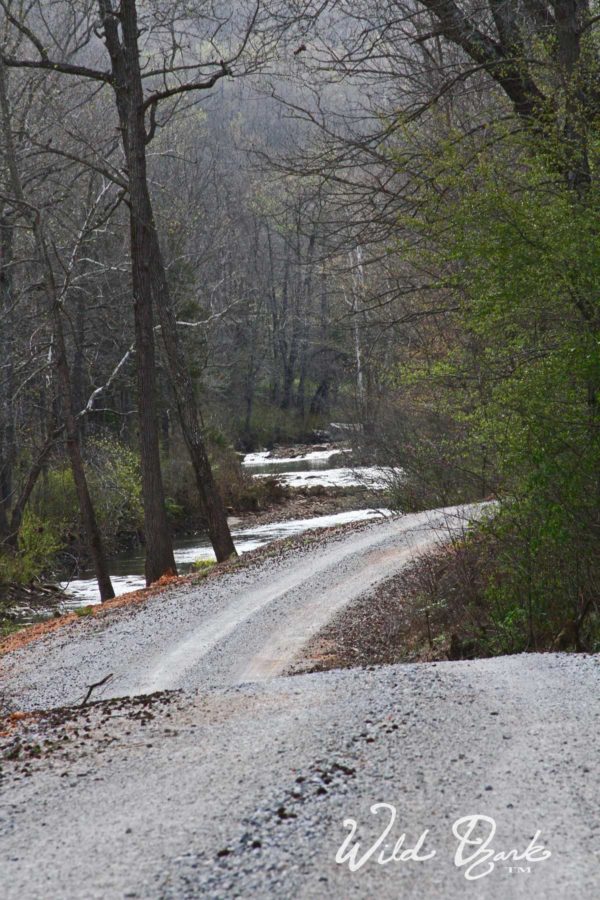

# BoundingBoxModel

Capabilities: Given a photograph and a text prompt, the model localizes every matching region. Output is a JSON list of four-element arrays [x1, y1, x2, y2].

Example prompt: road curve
[[2, 504, 482, 711], [1, 503, 598, 900]]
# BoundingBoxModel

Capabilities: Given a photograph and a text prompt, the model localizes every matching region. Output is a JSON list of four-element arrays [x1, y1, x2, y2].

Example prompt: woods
[[1, 0, 599, 651]]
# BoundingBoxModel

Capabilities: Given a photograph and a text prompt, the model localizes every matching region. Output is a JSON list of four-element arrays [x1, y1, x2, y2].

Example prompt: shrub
[[386, 128, 600, 651], [85, 438, 144, 543], [30, 437, 144, 552], [0, 511, 63, 586]]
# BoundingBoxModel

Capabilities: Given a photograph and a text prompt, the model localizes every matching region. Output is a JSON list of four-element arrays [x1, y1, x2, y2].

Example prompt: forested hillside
[[1, 0, 598, 653]]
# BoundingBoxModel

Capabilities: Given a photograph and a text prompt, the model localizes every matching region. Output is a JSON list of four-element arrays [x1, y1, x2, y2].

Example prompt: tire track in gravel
[[127, 505, 480, 695], [1, 504, 484, 710]]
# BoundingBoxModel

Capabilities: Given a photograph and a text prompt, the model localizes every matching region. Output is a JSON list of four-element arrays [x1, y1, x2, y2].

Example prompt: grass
[[73, 605, 95, 618], [0, 620, 24, 639], [191, 559, 216, 578]]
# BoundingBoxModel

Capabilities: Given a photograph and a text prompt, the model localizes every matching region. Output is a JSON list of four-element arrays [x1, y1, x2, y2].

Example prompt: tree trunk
[[265, 225, 281, 404], [72, 286, 87, 435], [103, 0, 236, 564], [0, 213, 15, 540], [9, 428, 58, 543], [310, 267, 332, 416], [99, 0, 177, 584], [149, 240, 237, 560], [295, 232, 316, 417], [129, 169, 179, 582], [49, 283, 115, 601]]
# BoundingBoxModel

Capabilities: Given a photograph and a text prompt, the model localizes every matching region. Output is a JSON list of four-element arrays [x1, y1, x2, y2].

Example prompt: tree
[[0, 0, 265, 577], [402, 130, 600, 648], [0, 57, 115, 600], [288, 0, 600, 647]]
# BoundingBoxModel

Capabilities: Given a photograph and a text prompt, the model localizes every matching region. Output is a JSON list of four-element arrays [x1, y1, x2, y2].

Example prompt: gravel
[[1, 655, 598, 899], [1, 504, 598, 899], [0, 505, 482, 710]]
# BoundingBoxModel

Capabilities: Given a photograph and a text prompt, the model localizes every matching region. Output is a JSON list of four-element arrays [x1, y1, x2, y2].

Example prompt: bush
[[161, 430, 290, 526], [0, 511, 63, 586], [481, 497, 600, 652], [86, 438, 144, 543], [387, 128, 600, 652], [209, 444, 288, 511], [30, 436, 144, 553]]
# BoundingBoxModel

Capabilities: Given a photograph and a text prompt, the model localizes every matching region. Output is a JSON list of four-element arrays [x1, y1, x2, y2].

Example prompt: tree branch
[[417, 0, 546, 119], [1, 54, 113, 84], [77, 345, 135, 418], [0, 0, 112, 82], [142, 62, 231, 113]]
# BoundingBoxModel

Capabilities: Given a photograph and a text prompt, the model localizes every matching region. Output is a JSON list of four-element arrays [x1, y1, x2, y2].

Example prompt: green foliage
[[210, 444, 288, 512], [74, 605, 94, 617], [34, 467, 78, 529], [161, 430, 289, 527], [85, 438, 144, 541], [31, 437, 144, 553], [0, 511, 63, 586], [0, 620, 23, 638], [192, 559, 215, 576], [394, 129, 600, 651]]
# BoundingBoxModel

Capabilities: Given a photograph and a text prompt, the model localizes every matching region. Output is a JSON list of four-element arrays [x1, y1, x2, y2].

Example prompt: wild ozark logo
[[335, 806, 551, 881]]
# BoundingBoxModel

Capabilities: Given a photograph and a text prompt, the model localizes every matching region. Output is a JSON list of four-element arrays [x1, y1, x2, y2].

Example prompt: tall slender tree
[[0, 58, 115, 600]]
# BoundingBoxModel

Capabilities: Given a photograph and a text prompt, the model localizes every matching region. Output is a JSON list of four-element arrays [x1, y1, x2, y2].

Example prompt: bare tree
[[0, 57, 115, 600], [0, 1, 274, 575]]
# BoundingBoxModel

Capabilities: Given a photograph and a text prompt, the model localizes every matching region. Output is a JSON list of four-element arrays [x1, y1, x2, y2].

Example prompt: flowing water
[[59, 448, 395, 608], [59, 507, 390, 608], [242, 448, 397, 488]]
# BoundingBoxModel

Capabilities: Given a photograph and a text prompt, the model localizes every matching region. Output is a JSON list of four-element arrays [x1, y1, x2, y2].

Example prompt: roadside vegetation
[[372, 133, 600, 654], [299, 513, 600, 676]]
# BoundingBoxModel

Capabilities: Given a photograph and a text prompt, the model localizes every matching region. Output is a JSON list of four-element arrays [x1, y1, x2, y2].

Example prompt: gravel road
[[1, 504, 598, 899], [1, 505, 482, 710]]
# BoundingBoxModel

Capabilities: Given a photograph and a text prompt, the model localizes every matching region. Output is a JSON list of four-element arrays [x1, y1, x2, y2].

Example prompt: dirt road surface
[[1, 506, 597, 899]]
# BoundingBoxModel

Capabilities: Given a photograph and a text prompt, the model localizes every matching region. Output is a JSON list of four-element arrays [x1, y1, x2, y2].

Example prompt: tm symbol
[[506, 866, 531, 874]]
